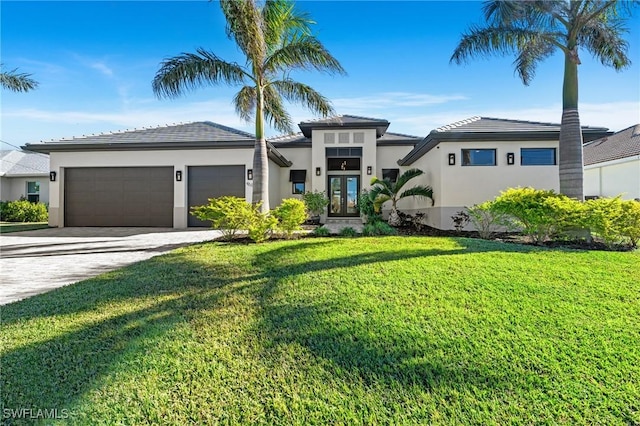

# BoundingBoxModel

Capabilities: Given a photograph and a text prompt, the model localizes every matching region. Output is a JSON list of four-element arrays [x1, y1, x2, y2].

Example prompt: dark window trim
[[520, 148, 557, 166], [382, 168, 399, 182], [289, 169, 307, 182], [461, 149, 497, 166]]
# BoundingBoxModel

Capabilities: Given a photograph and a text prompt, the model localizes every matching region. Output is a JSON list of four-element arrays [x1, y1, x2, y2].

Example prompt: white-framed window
[[462, 149, 497, 166], [26, 181, 40, 203], [521, 148, 557, 165]]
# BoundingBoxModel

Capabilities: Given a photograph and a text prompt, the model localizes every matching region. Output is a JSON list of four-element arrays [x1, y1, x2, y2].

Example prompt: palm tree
[[370, 168, 434, 226], [1, 64, 38, 92], [153, 0, 345, 212], [451, 0, 636, 200]]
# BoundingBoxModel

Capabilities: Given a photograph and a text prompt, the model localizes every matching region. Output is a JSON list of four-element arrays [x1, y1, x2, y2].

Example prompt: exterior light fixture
[[49, 171, 57, 182], [448, 153, 456, 166], [175, 170, 182, 181], [507, 152, 515, 165], [366, 166, 372, 175], [315, 167, 321, 176], [247, 169, 253, 180]]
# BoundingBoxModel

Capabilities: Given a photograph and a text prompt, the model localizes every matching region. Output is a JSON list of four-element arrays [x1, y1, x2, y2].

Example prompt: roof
[[584, 124, 640, 166], [268, 130, 421, 148], [23, 121, 292, 167], [399, 116, 611, 166], [298, 114, 390, 138], [0, 150, 49, 177]]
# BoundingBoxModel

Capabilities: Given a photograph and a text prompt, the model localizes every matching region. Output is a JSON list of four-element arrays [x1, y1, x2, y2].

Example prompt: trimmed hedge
[[0, 199, 49, 222]]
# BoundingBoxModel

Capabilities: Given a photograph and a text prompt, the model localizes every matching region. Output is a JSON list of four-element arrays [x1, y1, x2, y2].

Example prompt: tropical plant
[[369, 168, 434, 227], [301, 190, 329, 221], [451, 0, 637, 200], [357, 189, 381, 224], [190, 196, 255, 241], [0, 64, 38, 92], [153, 0, 345, 212]]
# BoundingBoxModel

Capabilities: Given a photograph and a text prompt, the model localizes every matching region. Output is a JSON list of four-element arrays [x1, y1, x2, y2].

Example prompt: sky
[[1, 0, 639, 151]]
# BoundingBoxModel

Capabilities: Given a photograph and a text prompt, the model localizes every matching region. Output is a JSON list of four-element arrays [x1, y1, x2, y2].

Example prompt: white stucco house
[[584, 124, 640, 200], [24, 115, 610, 230], [0, 150, 50, 204]]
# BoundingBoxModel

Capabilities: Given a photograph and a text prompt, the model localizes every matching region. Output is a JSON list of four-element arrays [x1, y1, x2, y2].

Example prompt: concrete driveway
[[0, 227, 221, 305]]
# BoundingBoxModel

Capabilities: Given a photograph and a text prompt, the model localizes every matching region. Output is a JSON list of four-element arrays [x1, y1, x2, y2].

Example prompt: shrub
[[451, 210, 470, 232], [362, 221, 397, 236], [190, 196, 254, 241], [302, 191, 329, 220], [358, 189, 380, 223], [618, 199, 640, 248], [248, 211, 278, 243], [0, 199, 48, 222], [466, 201, 515, 240], [491, 187, 576, 244], [273, 198, 307, 238], [339, 227, 358, 237], [312, 226, 330, 237], [582, 197, 640, 248]]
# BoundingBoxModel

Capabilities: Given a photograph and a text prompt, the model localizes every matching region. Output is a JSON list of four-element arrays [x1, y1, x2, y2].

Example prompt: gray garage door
[[65, 167, 174, 227], [188, 165, 245, 227]]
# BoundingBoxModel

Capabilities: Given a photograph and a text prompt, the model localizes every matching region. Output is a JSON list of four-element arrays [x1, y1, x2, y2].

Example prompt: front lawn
[[2, 237, 639, 424], [0, 222, 49, 233]]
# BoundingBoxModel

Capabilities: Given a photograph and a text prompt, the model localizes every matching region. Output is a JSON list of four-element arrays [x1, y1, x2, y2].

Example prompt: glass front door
[[328, 175, 360, 217]]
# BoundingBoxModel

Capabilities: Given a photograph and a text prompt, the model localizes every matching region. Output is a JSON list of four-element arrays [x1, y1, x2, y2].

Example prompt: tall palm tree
[[370, 168, 434, 226], [451, 0, 636, 200], [153, 0, 345, 212], [0, 64, 38, 92]]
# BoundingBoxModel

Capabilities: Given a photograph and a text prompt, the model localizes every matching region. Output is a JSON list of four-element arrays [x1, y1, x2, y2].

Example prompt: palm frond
[[398, 186, 434, 206], [0, 65, 38, 92], [263, 84, 294, 134], [579, 18, 632, 70], [393, 169, 425, 192], [513, 35, 556, 85], [265, 36, 346, 75], [233, 86, 256, 122], [271, 79, 335, 117], [152, 49, 247, 99], [263, 0, 313, 52], [450, 26, 542, 65], [219, 0, 265, 64]]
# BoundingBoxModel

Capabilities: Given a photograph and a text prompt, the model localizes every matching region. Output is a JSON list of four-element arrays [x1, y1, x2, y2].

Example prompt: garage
[[65, 167, 174, 227], [188, 165, 245, 227]]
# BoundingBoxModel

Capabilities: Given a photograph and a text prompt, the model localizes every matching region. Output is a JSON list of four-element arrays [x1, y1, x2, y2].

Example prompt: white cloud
[[332, 92, 468, 111], [90, 61, 114, 77]]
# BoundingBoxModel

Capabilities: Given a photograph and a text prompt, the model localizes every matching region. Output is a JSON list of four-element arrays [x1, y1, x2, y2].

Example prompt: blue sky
[[2, 1, 639, 150]]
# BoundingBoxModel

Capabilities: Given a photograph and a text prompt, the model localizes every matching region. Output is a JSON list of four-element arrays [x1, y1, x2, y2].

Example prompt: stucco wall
[[585, 156, 640, 200], [0, 176, 49, 204], [48, 149, 254, 228]]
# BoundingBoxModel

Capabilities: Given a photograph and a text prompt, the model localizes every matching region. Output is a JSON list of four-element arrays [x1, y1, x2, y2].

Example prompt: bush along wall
[[0, 199, 49, 222]]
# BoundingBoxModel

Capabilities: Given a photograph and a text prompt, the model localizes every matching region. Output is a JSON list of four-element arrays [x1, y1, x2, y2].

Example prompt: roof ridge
[[434, 116, 481, 132], [60, 121, 197, 141]]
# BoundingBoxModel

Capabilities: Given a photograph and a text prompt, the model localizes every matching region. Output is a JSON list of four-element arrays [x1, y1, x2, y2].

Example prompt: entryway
[[328, 175, 360, 217]]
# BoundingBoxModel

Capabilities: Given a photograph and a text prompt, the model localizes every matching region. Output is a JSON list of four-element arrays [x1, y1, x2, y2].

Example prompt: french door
[[328, 175, 360, 217]]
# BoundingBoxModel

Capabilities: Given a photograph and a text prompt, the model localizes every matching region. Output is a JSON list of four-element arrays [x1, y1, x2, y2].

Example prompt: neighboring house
[[24, 115, 609, 230], [0, 150, 49, 204], [584, 124, 640, 200]]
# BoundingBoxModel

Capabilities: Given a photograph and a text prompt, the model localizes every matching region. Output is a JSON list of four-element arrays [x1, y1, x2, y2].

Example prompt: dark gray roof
[[298, 114, 390, 138], [399, 116, 611, 166], [0, 150, 49, 177], [377, 132, 422, 146], [23, 121, 292, 167], [584, 124, 640, 166], [269, 133, 310, 148]]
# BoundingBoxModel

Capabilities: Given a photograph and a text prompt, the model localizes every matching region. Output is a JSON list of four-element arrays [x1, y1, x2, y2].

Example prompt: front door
[[328, 175, 360, 217]]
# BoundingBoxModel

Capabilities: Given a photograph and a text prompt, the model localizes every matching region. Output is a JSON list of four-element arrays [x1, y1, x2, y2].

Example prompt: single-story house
[[584, 124, 640, 200], [24, 115, 610, 230], [0, 150, 50, 204]]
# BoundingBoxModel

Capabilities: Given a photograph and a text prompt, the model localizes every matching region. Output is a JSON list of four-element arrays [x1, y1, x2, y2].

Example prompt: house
[[0, 150, 49, 204], [584, 124, 640, 200], [24, 115, 609, 230]]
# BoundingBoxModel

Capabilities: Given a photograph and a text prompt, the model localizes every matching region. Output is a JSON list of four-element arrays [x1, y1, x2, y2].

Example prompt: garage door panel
[[188, 165, 245, 227], [65, 167, 173, 227]]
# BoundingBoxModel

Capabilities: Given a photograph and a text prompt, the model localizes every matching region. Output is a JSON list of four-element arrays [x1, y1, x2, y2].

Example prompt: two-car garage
[[64, 165, 245, 227]]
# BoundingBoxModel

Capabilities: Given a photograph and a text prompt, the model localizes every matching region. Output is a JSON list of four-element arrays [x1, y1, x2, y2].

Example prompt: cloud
[[90, 61, 114, 77], [332, 92, 468, 110]]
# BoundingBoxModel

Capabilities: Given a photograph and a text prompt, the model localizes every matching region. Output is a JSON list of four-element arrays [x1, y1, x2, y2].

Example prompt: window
[[382, 168, 399, 182], [26, 181, 40, 203], [326, 147, 362, 157], [289, 170, 307, 194], [461, 149, 496, 166], [327, 158, 361, 171], [521, 148, 557, 165]]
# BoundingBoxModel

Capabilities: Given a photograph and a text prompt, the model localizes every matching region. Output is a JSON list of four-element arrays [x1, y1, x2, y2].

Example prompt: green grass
[[1, 237, 639, 424], [0, 222, 49, 233]]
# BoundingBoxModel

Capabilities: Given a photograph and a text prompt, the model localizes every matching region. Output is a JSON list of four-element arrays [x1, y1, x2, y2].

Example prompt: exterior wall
[[48, 149, 254, 228], [0, 176, 49, 204], [585, 156, 640, 200], [406, 140, 559, 230], [275, 147, 312, 204]]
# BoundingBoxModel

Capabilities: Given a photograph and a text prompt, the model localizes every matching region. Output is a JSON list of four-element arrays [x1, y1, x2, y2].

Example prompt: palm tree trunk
[[558, 51, 584, 201], [253, 85, 270, 213]]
